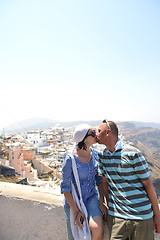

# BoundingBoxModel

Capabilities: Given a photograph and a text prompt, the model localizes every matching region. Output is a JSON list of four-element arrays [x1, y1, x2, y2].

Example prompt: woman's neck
[[74, 147, 92, 163]]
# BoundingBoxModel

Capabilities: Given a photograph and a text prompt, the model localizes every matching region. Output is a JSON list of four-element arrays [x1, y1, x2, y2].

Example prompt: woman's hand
[[74, 210, 86, 227], [64, 192, 86, 227]]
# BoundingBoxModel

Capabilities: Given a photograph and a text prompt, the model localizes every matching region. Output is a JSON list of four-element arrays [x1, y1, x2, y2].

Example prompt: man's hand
[[154, 212, 160, 233], [99, 200, 108, 221]]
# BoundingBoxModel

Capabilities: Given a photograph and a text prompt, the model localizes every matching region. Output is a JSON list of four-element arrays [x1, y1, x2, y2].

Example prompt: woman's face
[[84, 128, 97, 145]]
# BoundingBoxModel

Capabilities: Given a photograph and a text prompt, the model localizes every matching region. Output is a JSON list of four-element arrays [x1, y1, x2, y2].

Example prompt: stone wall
[[0, 182, 109, 240], [0, 195, 67, 240]]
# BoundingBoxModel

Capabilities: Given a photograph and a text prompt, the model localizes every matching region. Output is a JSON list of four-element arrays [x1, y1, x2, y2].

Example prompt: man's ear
[[106, 129, 111, 135]]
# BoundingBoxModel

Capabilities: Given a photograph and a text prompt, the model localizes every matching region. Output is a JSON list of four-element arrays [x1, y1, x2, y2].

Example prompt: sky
[[0, 0, 160, 130]]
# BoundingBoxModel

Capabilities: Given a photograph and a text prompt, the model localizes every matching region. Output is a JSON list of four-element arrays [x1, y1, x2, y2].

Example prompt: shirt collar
[[115, 138, 123, 151], [105, 138, 123, 153]]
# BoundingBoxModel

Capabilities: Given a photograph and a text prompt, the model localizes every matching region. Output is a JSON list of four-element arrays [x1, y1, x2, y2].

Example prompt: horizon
[[0, 0, 160, 129], [1, 117, 160, 134], [4, 116, 160, 124]]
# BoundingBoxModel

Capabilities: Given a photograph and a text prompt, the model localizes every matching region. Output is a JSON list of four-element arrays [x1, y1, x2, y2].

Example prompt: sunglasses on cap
[[103, 119, 111, 129]]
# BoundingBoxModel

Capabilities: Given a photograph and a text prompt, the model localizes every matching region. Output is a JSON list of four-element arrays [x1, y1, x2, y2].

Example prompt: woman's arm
[[64, 192, 86, 227], [61, 155, 85, 227], [64, 192, 79, 215]]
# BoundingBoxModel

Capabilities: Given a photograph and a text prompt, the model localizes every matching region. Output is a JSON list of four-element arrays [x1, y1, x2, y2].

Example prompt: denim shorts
[[85, 194, 103, 219], [64, 195, 103, 240]]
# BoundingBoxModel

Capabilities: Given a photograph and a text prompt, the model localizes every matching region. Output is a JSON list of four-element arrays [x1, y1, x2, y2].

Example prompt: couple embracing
[[61, 120, 160, 240]]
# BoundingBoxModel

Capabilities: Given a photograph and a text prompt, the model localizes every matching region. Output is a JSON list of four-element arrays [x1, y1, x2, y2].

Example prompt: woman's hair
[[77, 130, 89, 151]]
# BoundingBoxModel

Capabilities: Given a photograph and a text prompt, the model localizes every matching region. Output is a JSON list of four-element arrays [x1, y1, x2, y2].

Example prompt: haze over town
[[0, 0, 160, 130]]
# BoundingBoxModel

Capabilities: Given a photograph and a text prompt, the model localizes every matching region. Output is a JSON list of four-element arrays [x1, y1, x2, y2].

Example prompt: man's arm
[[98, 182, 108, 220], [102, 176, 109, 207], [142, 178, 160, 233]]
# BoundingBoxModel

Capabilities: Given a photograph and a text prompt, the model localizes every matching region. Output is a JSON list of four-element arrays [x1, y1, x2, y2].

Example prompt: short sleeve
[[98, 152, 105, 177], [133, 151, 150, 181]]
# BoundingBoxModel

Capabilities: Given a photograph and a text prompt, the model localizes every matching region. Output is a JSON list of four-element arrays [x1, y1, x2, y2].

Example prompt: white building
[[26, 130, 48, 148]]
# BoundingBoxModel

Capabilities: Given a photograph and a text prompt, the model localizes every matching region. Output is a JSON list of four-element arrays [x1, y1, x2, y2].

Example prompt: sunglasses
[[103, 119, 111, 129], [86, 129, 96, 138]]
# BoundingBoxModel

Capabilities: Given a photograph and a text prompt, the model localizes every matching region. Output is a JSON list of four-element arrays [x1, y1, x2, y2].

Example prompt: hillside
[[118, 122, 160, 198], [118, 122, 160, 179]]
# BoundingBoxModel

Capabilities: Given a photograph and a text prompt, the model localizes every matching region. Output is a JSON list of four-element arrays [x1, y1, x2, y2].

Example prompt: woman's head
[[73, 124, 97, 150]]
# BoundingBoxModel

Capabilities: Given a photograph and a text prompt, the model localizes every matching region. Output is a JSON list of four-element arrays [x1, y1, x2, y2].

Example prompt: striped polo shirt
[[98, 140, 153, 220]]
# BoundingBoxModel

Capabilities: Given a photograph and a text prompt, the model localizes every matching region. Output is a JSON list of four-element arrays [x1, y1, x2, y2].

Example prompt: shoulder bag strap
[[69, 153, 82, 200]]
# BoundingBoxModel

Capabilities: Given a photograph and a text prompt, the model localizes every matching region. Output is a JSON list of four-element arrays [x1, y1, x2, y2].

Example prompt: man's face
[[96, 123, 107, 144]]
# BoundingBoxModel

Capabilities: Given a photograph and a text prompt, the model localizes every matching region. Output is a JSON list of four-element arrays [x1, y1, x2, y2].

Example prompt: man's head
[[96, 120, 118, 150]]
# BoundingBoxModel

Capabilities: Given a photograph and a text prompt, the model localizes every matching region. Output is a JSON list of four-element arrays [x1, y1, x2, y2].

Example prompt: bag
[[69, 154, 91, 240]]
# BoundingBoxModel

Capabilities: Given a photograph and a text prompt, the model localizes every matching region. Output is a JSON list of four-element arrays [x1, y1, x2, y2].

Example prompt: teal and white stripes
[[98, 145, 153, 220]]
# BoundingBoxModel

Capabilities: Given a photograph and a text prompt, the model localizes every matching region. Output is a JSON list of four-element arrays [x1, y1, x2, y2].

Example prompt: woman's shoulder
[[66, 151, 74, 160], [62, 152, 73, 166], [91, 147, 98, 154], [91, 148, 98, 160]]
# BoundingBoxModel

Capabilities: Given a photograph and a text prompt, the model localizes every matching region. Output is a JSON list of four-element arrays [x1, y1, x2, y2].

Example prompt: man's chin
[[96, 139, 104, 145], [96, 138, 100, 144]]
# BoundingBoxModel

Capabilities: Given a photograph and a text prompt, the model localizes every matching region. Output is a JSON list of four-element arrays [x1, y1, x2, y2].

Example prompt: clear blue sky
[[0, 0, 160, 129]]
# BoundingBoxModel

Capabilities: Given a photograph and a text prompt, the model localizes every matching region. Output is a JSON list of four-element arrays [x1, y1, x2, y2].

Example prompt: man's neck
[[107, 138, 118, 153]]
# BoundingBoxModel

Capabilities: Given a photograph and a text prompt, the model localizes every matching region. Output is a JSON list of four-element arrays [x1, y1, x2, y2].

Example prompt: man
[[96, 120, 160, 240]]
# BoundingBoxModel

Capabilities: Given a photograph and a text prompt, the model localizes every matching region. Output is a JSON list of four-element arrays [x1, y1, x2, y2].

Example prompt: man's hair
[[109, 121, 118, 137], [103, 120, 118, 137]]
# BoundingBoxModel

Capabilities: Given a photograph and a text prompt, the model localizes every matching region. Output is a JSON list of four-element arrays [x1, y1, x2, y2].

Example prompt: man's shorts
[[107, 215, 154, 240]]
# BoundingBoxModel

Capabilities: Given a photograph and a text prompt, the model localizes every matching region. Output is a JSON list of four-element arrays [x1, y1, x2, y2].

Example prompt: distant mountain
[[1, 118, 102, 134], [2, 118, 58, 134], [129, 121, 160, 129], [1, 118, 160, 134], [117, 121, 160, 130]]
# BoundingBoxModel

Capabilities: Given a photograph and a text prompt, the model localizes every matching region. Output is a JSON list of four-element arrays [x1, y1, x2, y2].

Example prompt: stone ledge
[[0, 195, 67, 240], [0, 182, 63, 206]]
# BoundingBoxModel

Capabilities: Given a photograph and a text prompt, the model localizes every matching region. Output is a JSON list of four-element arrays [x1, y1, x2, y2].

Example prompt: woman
[[61, 124, 107, 240]]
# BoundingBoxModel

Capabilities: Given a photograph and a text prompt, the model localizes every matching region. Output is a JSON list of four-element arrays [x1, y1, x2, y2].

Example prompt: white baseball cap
[[73, 124, 90, 144]]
